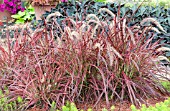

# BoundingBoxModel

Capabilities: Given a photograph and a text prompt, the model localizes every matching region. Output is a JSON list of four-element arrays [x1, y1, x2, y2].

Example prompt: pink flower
[[4, 0, 8, 3], [8, 1, 13, 6], [61, 0, 68, 2], [0, 4, 5, 9], [21, 8, 25, 12]]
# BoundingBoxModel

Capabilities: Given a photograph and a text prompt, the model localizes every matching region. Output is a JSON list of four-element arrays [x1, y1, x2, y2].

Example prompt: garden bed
[[0, 0, 170, 111]]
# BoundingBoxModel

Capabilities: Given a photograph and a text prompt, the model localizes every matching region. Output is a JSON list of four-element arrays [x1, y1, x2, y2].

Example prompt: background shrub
[[39, 0, 170, 57]]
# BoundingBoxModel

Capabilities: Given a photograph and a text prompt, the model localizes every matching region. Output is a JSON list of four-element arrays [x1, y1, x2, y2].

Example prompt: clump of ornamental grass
[[0, 8, 169, 110]]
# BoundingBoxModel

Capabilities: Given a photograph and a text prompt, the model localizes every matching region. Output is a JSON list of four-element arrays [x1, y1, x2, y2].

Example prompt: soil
[[26, 96, 169, 111]]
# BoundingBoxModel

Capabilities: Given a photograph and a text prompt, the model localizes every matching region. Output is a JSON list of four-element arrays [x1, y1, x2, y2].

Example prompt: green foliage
[[161, 81, 170, 92], [131, 97, 170, 111], [17, 96, 23, 103], [0, 89, 25, 111], [94, 0, 106, 2], [87, 108, 93, 111], [123, 0, 170, 8], [11, 4, 35, 24], [49, 99, 170, 111], [61, 101, 78, 111], [110, 105, 115, 111], [102, 108, 108, 111], [151, 0, 170, 8], [50, 101, 57, 111]]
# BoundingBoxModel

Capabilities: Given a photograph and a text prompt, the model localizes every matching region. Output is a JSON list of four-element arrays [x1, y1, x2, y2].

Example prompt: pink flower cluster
[[0, 0, 25, 14], [61, 0, 68, 2]]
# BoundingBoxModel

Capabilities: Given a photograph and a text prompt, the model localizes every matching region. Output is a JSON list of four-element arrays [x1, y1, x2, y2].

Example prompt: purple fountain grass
[[0, 8, 169, 110]]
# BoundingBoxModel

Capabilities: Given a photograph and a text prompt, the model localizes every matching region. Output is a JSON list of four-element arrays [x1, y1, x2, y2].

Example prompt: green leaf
[[62, 106, 69, 111], [11, 14, 21, 19], [131, 105, 137, 111], [18, 11, 26, 17], [0, 90, 3, 96], [11, 11, 26, 19], [15, 19, 25, 24], [50, 101, 56, 111], [51, 101, 56, 108], [87, 108, 93, 111], [102, 108, 108, 111], [66, 101, 70, 107], [70, 102, 78, 111], [28, 5, 33, 10], [110, 105, 115, 111], [29, 11, 35, 15], [7, 103, 13, 110], [28, 5, 35, 14], [1, 97, 6, 103], [17, 96, 22, 103], [23, 13, 31, 20]]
